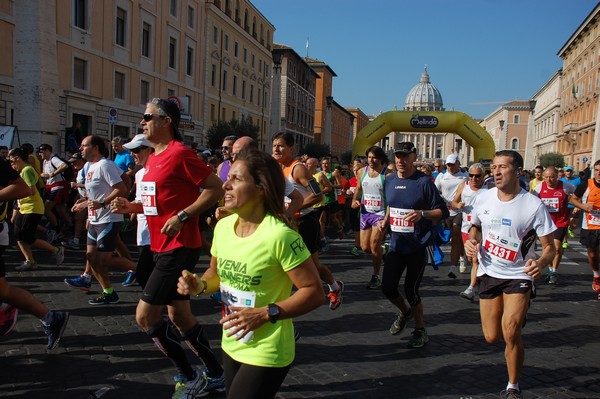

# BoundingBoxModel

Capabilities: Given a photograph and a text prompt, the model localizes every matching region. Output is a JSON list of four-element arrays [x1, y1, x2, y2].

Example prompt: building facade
[[558, 3, 600, 171]]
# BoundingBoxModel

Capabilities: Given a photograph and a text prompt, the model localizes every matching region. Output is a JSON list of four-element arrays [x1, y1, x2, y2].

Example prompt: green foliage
[[538, 152, 565, 169], [206, 116, 259, 149], [299, 143, 330, 159]]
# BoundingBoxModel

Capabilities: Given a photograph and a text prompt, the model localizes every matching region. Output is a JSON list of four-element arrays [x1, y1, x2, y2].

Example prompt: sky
[[252, 0, 598, 120]]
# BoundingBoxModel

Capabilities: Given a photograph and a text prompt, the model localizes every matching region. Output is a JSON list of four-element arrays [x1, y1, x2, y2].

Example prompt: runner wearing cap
[[435, 153, 468, 278], [383, 141, 449, 348]]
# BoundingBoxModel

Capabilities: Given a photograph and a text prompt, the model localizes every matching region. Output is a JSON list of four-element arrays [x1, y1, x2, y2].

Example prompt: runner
[[532, 166, 575, 285], [383, 142, 449, 348], [464, 150, 556, 399], [352, 145, 389, 289]]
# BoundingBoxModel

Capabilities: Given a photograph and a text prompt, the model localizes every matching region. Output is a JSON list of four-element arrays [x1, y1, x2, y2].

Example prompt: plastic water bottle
[[88, 387, 111, 398]]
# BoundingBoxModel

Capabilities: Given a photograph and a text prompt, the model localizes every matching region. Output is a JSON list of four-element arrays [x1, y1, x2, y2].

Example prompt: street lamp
[[269, 50, 283, 138], [529, 99, 537, 114], [325, 95, 333, 152]]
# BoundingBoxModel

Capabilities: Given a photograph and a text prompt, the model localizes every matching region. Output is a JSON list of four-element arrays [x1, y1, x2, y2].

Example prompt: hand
[[111, 196, 131, 214], [161, 215, 184, 236], [403, 210, 421, 223], [71, 198, 87, 213], [524, 259, 542, 279], [215, 206, 231, 220], [455, 202, 465, 210], [177, 270, 200, 295], [351, 200, 361, 209], [220, 306, 268, 341], [41, 172, 50, 179], [87, 199, 102, 210], [583, 203, 594, 212], [464, 239, 479, 262], [376, 218, 387, 231]]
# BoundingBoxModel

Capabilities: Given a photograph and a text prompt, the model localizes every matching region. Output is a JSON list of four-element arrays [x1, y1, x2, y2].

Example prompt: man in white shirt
[[435, 153, 468, 278]]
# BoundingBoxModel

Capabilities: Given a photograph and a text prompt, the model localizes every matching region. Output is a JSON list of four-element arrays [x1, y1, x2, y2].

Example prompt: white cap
[[123, 134, 153, 150], [445, 153, 459, 165]]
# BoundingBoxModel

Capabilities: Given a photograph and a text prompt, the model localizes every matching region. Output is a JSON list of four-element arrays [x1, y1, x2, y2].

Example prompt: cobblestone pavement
[[1, 233, 599, 399]]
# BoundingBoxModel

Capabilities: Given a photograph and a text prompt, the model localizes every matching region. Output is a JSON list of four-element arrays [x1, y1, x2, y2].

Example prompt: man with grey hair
[[216, 135, 238, 182], [452, 162, 487, 300]]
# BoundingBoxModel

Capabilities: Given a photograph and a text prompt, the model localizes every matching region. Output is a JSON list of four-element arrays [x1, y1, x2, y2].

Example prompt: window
[[213, 26, 218, 44], [251, 54, 255, 68], [232, 76, 237, 95], [186, 47, 193, 76], [74, 58, 87, 90], [211, 64, 217, 86], [250, 84, 254, 103], [222, 70, 228, 91], [142, 22, 151, 57], [511, 138, 519, 150], [187, 6, 194, 28], [234, 41, 239, 57], [241, 80, 246, 99], [185, 95, 191, 113], [513, 115, 520, 124], [140, 80, 150, 104], [167, 88, 175, 97], [243, 48, 247, 63], [224, 34, 229, 51], [74, 0, 87, 29], [169, 37, 177, 69], [116, 7, 126, 47], [170, 0, 178, 17], [114, 71, 125, 99], [211, 104, 216, 122]]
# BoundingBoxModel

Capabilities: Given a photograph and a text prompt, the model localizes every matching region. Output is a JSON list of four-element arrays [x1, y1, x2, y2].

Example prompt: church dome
[[404, 67, 444, 111]]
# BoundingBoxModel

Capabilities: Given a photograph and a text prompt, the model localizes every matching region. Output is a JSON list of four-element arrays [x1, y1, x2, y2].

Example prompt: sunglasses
[[469, 174, 482, 178], [446, 163, 455, 167], [130, 146, 148, 154], [221, 146, 230, 151], [434, 165, 442, 168], [142, 113, 164, 122]]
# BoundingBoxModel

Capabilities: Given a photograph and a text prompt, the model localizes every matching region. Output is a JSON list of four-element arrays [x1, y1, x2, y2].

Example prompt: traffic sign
[[583, 156, 589, 163], [109, 108, 118, 124]]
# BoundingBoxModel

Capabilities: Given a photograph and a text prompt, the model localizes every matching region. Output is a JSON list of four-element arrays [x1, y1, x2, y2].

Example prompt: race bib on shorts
[[389, 207, 414, 233], [140, 181, 158, 215]]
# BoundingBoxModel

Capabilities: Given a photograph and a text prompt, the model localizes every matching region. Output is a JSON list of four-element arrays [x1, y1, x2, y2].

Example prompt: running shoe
[[381, 242, 390, 256], [64, 274, 92, 292], [366, 275, 381, 289], [448, 265, 458, 279], [42, 311, 69, 349], [567, 227, 575, 238], [548, 272, 558, 285], [0, 303, 18, 336], [61, 237, 80, 250], [562, 241, 569, 249], [197, 370, 225, 397], [350, 246, 361, 256], [46, 229, 57, 244], [593, 276, 600, 293], [459, 257, 467, 273], [459, 286, 476, 301], [389, 310, 413, 335], [172, 368, 207, 399], [501, 388, 523, 399], [406, 328, 429, 348], [122, 270, 136, 287], [88, 291, 120, 305], [327, 280, 344, 310], [16, 260, 38, 271], [55, 246, 65, 266]]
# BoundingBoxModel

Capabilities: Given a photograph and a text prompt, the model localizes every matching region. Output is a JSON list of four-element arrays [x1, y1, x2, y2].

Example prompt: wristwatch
[[421, 210, 428, 219], [267, 303, 280, 323], [99, 199, 106, 208], [177, 210, 190, 223]]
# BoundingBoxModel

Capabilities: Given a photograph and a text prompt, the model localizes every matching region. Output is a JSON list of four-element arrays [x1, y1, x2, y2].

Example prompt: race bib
[[140, 181, 158, 215], [220, 283, 257, 344], [588, 209, 600, 226], [88, 206, 97, 222], [483, 232, 521, 265], [363, 193, 382, 213], [389, 207, 414, 233], [541, 197, 559, 213], [284, 196, 291, 210]]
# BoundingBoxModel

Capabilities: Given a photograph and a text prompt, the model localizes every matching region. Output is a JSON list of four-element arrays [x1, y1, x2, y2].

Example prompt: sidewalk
[[1, 236, 599, 398]]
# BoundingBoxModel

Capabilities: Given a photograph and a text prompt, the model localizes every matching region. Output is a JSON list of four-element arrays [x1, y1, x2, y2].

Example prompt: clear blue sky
[[252, 0, 597, 119]]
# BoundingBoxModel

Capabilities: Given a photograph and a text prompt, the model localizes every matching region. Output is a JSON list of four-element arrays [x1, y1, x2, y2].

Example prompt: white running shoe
[[459, 257, 467, 273]]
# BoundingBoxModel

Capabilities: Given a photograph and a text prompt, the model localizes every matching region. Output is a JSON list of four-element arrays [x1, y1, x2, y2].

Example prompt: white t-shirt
[[43, 155, 66, 184], [471, 187, 556, 281], [84, 158, 124, 225], [134, 168, 150, 246], [435, 170, 468, 216], [460, 182, 487, 235]]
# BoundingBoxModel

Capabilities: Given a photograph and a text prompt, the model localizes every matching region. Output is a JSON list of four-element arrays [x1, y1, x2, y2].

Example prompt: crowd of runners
[[1, 99, 600, 399]]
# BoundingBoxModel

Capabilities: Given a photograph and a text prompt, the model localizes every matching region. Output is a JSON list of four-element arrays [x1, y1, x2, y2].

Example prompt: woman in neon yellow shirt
[[8, 148, 64, 270], [177, 149, 323, 399]]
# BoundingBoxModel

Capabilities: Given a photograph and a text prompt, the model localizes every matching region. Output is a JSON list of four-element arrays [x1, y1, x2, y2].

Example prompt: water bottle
[[87, 387, 111, 398]]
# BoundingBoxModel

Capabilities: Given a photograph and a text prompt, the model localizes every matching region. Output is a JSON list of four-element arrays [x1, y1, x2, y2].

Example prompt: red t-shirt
[[537, 181, 570, 228], [142, 140, 211, 253]]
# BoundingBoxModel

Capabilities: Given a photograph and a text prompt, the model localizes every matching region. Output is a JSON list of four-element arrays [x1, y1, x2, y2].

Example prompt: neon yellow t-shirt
[[312, 172, 326, 209], [211, 213, 311, 368], [19, 165, 44, 214]]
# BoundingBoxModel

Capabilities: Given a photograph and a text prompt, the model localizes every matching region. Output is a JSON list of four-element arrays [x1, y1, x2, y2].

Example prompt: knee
[[483, 331, 501, 344], [502, 320, 522, 345], [381, 282, 398, 301]]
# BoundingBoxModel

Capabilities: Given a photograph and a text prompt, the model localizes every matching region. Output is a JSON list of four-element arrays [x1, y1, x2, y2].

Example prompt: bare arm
[[293, 164, 323, 209], [451, 183, 465, 210], [351, 167, 365, 209], [523, 233, 556, 279], [0, 177, 30, 202]]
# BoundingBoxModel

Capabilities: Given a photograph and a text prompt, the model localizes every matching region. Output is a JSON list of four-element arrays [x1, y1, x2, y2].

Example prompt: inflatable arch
[[353, 111, 496, 163]]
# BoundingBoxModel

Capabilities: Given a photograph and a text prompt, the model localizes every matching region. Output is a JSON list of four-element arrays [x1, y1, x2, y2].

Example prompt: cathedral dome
[[404, 67, 444, 111]]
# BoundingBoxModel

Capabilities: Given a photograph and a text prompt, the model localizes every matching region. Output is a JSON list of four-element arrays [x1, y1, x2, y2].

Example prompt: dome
[[404, 67, 444, 111]]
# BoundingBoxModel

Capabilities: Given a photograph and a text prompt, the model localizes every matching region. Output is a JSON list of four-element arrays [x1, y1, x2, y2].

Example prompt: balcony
[[563, 123, 579, 133]]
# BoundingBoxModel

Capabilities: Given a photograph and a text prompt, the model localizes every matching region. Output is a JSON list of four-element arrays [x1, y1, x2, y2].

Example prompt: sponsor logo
[[502, 218, 512, 226], [490, 217, 502, 225], [395, 185, 406, 189], [519, 282, 529, 288], [410, 114, 439, 128]]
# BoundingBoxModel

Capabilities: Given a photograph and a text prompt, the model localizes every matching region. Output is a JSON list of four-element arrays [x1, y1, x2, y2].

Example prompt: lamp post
[[524, 99, 536, 168], [325, 95, 333, 152], [499, 119, 506, 150], [269, 50, 283, 139]]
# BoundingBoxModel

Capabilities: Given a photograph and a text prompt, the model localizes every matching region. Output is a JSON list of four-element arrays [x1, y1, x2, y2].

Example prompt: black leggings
[[223, 351, 291, 399], [381, 248, 427, 306]]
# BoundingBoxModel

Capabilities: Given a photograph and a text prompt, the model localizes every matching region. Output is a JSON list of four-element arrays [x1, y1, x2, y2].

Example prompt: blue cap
[[564, 166, 574, 172]]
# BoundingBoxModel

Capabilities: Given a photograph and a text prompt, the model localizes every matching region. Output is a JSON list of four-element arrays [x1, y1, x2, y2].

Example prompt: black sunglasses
[[142, 113, 164, 122], [469, 174, 482, 178], [130, 146, 148, 154]]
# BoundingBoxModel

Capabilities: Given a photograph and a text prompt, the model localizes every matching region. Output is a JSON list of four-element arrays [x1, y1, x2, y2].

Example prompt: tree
[[299, 143, 330, 159], [538, 152, 565, 169], [206, 115, 259, 149]]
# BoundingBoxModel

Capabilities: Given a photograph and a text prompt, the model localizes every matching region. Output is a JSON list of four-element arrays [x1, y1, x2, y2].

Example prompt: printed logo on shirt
[[290, 237, 306, 255], [502, 218, 512, 226], [490, 217, 502, 225], [218, 258, 262, 290], [394, 185, 406, 190]]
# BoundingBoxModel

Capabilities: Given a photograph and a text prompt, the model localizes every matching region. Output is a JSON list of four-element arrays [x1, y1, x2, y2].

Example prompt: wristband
[[196, 279, 208, 296]]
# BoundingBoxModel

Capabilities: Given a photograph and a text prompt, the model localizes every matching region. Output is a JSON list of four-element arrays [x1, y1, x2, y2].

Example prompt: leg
[[381, 251, 410, 314], [479, 296, 503, 344], [360, 227, 372, 253], [0, 277, 49, 318], [502, 292, 530, 385], [369, 224, 386, 277], [223, 351, 290, 399]]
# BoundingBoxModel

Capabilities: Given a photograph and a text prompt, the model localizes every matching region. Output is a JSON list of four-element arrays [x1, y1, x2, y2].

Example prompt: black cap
[[68, 152, 84, 162], [38, 144, 52, 152], [153, 98, 182, 141], [394, 141, 417, 155]]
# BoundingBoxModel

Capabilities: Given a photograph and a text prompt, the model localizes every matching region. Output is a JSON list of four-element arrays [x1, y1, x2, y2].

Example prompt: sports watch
[[267, 303, 280, 323]]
